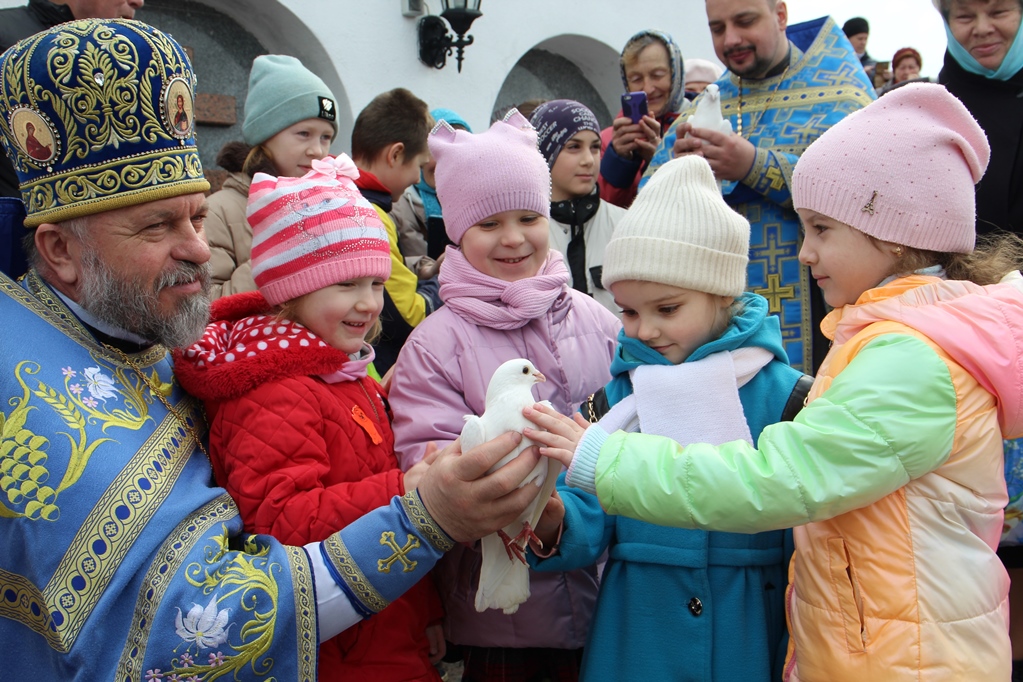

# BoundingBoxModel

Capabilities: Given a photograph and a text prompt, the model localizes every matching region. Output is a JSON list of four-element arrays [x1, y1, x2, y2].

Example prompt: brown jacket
[[206, 172, 256, 300]]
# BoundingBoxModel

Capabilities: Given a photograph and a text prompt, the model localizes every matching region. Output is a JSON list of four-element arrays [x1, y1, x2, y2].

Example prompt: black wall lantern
[[418, 0, 483, 73]]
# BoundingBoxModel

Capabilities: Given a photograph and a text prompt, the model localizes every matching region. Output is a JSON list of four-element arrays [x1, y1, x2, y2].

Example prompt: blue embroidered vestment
[[0, 271, 452, 680]]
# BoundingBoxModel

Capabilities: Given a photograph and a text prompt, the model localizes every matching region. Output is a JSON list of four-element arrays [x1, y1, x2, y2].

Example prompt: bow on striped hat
[[308, 153, 361, 182]]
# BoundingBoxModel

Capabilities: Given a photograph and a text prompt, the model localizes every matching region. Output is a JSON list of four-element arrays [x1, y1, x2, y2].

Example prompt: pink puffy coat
[[389, 287, 620, 648]]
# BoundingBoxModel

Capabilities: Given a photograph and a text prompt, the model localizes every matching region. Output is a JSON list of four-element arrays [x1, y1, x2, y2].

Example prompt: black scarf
[[550, 188, 600, 294]]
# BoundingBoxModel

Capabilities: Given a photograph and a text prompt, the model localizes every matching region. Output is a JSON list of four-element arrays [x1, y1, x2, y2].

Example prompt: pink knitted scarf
[[318, 345, 375, 384], [438, 246, 569, 330]]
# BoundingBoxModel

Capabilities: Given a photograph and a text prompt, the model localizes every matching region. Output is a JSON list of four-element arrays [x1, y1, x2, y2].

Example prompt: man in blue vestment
[[643, 0, 875, 373], [0, 19, 541, 680]]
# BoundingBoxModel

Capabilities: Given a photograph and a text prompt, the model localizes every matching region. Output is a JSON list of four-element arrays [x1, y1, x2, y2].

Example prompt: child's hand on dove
[[522, 403, 590, 469]]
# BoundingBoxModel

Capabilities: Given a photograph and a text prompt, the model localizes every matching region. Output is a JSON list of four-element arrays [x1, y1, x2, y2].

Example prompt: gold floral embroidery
[[161, 532, 289, 680], [0, 20, 208, 226], [0, 355, 163, 522]]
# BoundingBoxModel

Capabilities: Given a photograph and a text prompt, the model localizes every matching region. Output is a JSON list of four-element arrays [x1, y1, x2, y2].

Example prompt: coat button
[[688, 597, 703, 616]]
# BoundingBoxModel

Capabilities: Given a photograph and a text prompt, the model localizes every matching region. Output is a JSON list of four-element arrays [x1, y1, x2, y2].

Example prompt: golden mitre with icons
[[0, 19, 210, 228]]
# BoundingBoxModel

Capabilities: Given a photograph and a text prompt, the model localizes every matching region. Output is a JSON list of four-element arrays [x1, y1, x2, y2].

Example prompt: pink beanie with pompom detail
[[792, 82, 989, 254], [429, 109, 551, 245]]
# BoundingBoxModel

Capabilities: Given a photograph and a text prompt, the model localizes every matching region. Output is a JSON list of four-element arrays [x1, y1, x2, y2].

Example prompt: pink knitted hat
[[429, 109, 551, 245], [247, 154, 392, 306], [792, 82, 989, 254]]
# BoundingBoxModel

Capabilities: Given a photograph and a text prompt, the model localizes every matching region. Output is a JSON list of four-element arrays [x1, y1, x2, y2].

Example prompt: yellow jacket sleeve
[[375, 205, 426, 327]]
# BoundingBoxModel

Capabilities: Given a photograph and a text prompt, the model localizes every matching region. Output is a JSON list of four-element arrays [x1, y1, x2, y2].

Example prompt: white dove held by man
[[460, 358, 561, 614], [686, 83, 733, 136], [685, 83, 733, 194]]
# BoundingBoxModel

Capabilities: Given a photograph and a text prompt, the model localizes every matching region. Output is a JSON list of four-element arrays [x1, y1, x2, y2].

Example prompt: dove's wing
[[523, 400, 558, 519], [688, 89, 730, 135], [477, 532, 530, 614], [526, 457, 564, 534], [460, 414, 486, 453]]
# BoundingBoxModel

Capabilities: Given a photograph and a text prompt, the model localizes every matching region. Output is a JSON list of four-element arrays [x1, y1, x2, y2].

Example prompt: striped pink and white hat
[[247, 154, 392, 306]]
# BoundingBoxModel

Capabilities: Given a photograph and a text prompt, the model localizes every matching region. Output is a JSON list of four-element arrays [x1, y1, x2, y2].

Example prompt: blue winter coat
[[531, 293, 802, 681]]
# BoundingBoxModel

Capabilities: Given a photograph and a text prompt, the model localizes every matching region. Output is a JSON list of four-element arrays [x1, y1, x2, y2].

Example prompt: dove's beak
[[533, 371, 546, 383]]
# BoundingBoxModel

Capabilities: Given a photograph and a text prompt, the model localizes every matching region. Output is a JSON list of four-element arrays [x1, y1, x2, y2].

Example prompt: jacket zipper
[[357, 379, 381, 422]]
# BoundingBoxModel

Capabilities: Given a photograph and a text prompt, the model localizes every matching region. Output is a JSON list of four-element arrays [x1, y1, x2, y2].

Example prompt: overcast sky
[[787, 0, 949, 79]]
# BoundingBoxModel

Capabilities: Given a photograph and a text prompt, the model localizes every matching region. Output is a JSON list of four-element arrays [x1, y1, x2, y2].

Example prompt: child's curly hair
[[892, 232, 1023, 286]]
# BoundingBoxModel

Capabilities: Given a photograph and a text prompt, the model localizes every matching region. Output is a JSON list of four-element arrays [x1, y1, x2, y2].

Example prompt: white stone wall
[[0, 0, 722, 140], [237, 0, 720, 134]]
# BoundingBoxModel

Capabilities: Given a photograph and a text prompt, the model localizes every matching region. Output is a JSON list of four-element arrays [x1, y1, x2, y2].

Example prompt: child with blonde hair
[[528, 83, 1023, 680]]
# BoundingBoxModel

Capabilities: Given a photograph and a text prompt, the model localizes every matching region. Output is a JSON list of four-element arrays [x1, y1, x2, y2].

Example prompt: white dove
[[685, 83, 733, 136], [460, 358, 562, 615]]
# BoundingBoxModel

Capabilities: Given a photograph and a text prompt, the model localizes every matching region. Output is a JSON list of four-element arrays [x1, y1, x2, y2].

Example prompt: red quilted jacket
[[174, 291, 442, 682]]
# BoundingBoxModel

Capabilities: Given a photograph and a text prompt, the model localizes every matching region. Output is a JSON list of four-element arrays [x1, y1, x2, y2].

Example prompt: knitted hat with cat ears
[[428, 109, 551, 245]]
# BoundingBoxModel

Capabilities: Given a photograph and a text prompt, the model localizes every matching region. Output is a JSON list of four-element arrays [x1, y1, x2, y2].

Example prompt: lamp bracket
[[417, 8, 481, 72]]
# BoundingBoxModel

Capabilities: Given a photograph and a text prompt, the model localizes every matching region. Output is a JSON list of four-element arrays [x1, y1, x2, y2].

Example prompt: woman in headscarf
[[936, 0, 1023, 235], [597, 30, 686, 208]]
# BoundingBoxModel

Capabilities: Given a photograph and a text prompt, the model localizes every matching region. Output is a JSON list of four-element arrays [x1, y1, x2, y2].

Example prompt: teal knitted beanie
[[242, 55, 338, 145]]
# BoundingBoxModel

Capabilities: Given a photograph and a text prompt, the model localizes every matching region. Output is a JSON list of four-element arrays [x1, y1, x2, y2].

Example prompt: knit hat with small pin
[[603, 155, 749, 297], [792, 82, 989, 254]]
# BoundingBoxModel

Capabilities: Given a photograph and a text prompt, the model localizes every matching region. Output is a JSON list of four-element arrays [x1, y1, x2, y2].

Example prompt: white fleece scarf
[[598, 347, 774, 446]]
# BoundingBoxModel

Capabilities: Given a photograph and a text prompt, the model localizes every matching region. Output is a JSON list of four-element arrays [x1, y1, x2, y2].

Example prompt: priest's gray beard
[[78, 247, 211, 349]]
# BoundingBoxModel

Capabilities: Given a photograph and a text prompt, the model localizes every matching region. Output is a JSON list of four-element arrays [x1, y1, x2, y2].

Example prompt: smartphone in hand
[[621, 92, 648, 124]]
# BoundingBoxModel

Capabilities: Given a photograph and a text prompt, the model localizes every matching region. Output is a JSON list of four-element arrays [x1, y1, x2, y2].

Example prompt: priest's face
[[69, 194, 212, 348], [706, 0, 790, 79]]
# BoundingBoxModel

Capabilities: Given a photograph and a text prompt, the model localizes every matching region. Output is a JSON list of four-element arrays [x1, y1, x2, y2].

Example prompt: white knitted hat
[[603, 156, 750, 297]]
